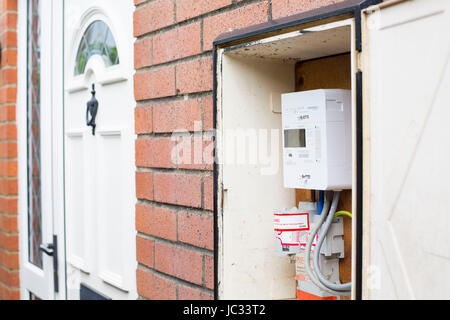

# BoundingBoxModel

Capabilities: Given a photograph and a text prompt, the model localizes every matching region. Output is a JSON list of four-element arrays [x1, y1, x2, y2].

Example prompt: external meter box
[[282, 89, 352, 190]]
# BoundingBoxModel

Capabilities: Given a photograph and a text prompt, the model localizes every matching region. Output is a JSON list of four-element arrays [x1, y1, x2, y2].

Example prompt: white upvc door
[[362, 0, 450, 299], [17, 0, 66, 300], [64, 0, 137, 300]]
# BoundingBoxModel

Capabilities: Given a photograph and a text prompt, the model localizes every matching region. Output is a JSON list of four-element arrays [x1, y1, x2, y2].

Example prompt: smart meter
[[282, 89, 352, 190]]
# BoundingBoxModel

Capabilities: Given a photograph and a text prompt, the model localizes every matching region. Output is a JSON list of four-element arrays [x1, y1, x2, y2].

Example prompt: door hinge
[[39, 235, 59, 293]]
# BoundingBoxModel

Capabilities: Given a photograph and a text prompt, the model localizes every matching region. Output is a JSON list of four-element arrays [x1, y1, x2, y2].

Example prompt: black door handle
[[86, 83, 99, 135], [38, 235, 59, 293], [39, 243, 54, 256]]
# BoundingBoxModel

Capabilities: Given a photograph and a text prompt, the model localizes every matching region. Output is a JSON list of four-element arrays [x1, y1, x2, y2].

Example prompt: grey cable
[[303, 191, 350, 296], [313, 191, 352, 293]]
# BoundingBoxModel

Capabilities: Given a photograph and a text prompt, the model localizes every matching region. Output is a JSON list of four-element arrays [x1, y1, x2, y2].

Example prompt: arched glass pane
[[74, 20, 119, 75]]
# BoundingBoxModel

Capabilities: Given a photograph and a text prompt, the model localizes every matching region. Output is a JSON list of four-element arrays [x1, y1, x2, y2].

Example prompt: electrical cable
[[303, 191, 350, 296], [334, 210, 352, 219], [313, 191, 352, 292], [317, 190, 324, 216]]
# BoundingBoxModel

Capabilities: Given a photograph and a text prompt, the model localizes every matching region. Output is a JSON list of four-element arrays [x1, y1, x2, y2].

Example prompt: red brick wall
[[0, 0, 19, 300], [133, 0, 343, 300]]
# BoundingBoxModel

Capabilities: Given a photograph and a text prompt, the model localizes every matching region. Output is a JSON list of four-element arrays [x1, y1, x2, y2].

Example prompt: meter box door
[[282, 89, 352, 190], [361, 0, 450, 299]]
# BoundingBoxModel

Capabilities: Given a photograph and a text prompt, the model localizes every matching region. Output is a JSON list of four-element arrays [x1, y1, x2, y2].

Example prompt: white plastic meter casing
[[282, 89, 351, 190]]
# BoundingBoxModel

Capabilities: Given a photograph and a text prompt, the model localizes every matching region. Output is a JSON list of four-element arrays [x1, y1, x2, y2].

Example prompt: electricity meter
[[282, 89, 352, 190]]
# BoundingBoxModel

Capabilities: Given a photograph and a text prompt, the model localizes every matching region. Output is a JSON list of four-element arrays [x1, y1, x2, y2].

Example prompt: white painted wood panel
[[220, 56, 296, 299], [364, 0, 450, 299]]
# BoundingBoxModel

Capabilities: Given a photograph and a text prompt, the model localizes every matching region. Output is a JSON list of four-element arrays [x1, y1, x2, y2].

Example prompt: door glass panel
[[27, 0, 42, 268], [74, 20, 119, 75]]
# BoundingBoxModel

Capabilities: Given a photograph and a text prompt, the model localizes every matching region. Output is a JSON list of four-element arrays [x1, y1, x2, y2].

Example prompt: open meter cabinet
[[213, 0, 450, 300]]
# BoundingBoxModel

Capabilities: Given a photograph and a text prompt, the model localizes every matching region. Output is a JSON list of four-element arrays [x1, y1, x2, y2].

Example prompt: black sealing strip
[[355, 70, 364, 300]]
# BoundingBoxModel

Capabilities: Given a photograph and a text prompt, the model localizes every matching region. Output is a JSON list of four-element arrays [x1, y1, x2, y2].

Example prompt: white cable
[[313, 191, 352, 292], [303, 191, 350, 296]]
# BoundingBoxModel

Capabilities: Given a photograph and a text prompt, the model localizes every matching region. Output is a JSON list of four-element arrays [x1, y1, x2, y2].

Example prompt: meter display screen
[[284, 129, 306, 148]]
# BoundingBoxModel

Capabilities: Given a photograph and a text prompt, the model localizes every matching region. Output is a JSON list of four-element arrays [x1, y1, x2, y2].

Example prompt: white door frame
[[17, 0, 66, 300]]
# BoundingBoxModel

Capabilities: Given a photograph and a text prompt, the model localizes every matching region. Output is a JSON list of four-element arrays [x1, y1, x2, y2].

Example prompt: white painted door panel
[[364, 0, 450, 299], [64, 0, 136, 300]]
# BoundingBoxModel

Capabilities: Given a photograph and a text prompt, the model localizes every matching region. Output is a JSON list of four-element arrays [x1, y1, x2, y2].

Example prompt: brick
[[0, 12, 17, 30], [177, 211, 213, 250], [175, 135, 214, 171], [203, 1, 269, 51], [0, 232, 18, 251], [0, 267, 19, 287], [0, 197, 17, 214], [204, 254, 214, 290], [152, 98, 202, 133], [0, 123, 16, 140], [0, 248, 19, 269], [203, 174, 214, 211], [135, 137, 176, 168], [135, 105, 152, 134], [176, 0, 231, 22], [0, 285, 20, 300], [153, 22, 201, 65], [0, 68, 17, 84], [136, 203, 177, 241], [0, 142, 16, 159], [0, 160, 17, 177], [176, 57, 212, 94], [0, 49, 17, 67], [0, 214, 17, 233], [1, 0, 18, 11], [272, 0, 344, 19], [203, 95, 213, 131], [178, 284, 213, 300], [153, 172, 202, 208], [0, 31, 17, 48], [136, 235, 154, 267], [203, 135, 215, 169], [0, 87, 17, 104], [0, 105, 15, 123], [136, 171, 153, 201], [154, 241, 203, 285], [134, 37, 153, 69], [136, 268, 176, 300], [134, 66, 175, 100], [0, 105, 15, 122], [133, 0, 174, 37], [0, 178, 17, 196]]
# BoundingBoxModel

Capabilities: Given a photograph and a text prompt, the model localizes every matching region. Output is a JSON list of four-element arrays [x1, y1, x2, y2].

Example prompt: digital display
[[284, 129, 306, 148]]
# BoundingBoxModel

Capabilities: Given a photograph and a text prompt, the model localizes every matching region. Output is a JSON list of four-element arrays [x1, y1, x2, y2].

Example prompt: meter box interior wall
[[282, 89, 352, 190]]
